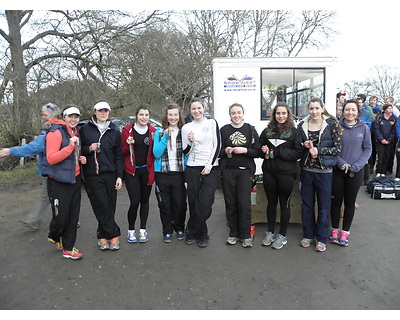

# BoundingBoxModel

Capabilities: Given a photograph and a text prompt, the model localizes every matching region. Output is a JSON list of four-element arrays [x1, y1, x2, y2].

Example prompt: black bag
[[366, 176, 400, 199]]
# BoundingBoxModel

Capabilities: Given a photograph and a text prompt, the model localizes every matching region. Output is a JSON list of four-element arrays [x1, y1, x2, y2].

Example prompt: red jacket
[[121, 123, 156, 185], [46, 118, 81, 177]]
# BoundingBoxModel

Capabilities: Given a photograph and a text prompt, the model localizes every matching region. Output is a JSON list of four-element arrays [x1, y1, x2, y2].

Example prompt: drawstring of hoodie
[[92, 118, 110, 175]]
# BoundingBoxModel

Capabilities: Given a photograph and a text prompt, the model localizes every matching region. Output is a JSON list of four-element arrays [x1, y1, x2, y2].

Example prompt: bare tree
[[180, 10, 337, 59], [367, 65, 400, 103], [0, 10, 164, 143], [343, 80, 373, 101]]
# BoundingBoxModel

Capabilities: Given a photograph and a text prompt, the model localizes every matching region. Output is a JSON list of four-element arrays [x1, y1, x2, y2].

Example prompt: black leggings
[[330, 168, 363, 231], [124, 169, 152, 230], [262, 171, 295, 236]]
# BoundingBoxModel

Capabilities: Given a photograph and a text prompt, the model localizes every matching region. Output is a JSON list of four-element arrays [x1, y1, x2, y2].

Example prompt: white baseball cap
[[63, 106, 81, 116], [93, 101, 111, 111]]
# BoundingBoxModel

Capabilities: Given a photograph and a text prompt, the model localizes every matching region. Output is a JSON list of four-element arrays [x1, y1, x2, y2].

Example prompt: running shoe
[[110, 237, 120, 250], [271, 234, 287, 249], [176, 231, 185, 240], [164, 234, 172, 243], [63, 247, 83, 260], [261, 232, 275, 246], [185, 238, 195, 245], [226, 237, 238, 245], [329, 228, 340, 244], [315, 241, 326, 252], [98, 238, 110, 250], [127, 230, 137, 243], [21, 219, 39, 230], [197, 239, 208, 248], [48, 238, 63, 250], [339, 230, 350, 247], [300, 238, 314, 248], [139, 229, 148, 243], [241, 238, 252, 248]]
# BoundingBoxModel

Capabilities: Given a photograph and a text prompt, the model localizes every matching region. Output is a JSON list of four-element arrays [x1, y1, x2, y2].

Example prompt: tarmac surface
[[0, 174, 399, 311]]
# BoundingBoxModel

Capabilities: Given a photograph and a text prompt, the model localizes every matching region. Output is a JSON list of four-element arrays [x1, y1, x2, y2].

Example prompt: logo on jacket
[[230, 131, 247, 146]]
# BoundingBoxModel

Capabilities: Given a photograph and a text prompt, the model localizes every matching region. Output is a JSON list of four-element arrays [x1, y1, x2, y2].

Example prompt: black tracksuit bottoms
[[221, 168, 252, 239], [184, 166, 219, 241], [155, 172, 187, 235], [84, 172, 121, 240], [47, 177, 81, 251]]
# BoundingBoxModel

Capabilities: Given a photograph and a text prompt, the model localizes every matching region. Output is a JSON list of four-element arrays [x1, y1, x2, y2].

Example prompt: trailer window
[[261, 68, 325, 120]]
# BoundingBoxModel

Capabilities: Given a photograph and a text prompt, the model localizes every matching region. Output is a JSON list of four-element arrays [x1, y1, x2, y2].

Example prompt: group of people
[[1, 93, 384, 260], [336, 93, 400, 182]]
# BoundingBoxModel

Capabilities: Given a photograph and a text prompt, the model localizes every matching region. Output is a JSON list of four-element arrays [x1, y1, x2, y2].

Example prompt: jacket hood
[[50, 118, 74, 137], [339, 118, 366, 130]]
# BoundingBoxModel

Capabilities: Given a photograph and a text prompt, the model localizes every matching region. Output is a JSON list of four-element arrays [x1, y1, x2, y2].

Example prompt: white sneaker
[[127, 230, 137, 243], [139, 229, 148, 243], [226, 237, 238, 245], [300, 238, 314, 248], [241, 238, 252, 248], [315, 241, 326, 252]]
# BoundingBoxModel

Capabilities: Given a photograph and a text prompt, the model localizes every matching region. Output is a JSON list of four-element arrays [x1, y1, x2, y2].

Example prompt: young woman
[[153, 103, 187, 243], [182, 98, 221, 248], [330, 99, 372, 246], [372, 104, 397, 177], [0, 103, 60, 230], [121, 105, 156, 243], [259, 102, 302, 250], [42, 106, 86, 260], [80, 101, 124, 251], [219, 103, 260, 248], [298, 97, 341, 252]]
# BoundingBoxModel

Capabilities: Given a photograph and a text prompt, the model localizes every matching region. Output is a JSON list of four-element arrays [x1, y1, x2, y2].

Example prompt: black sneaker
[[185, 238, 195, 245], [197, 239, 208, 248]]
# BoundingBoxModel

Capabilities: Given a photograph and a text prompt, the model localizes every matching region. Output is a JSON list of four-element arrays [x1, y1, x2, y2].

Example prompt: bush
[[0, 162, 37, 183]]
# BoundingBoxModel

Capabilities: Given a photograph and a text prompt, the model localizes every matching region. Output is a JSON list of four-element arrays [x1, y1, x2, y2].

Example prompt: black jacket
[[79, 119, 124, 178], [259, 126, 303, 175]]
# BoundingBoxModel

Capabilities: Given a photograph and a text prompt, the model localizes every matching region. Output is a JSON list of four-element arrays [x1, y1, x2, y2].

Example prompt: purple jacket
[[337, 118, 372, 173]]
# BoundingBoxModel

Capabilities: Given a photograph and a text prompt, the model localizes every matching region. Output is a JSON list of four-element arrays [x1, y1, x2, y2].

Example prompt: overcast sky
[[308, 6, 399, 87], [6, 1, 399, 90]]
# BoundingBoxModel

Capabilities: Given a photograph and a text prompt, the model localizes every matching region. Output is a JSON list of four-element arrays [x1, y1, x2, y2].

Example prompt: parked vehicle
[[78, 116, 162, 132]]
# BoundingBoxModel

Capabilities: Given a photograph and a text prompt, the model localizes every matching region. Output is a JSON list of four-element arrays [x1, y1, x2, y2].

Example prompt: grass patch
[[0, 163, 37, 183]]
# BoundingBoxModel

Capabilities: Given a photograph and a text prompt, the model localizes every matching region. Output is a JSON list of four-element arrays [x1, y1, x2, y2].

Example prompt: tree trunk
[[6, 10, 32, 140]]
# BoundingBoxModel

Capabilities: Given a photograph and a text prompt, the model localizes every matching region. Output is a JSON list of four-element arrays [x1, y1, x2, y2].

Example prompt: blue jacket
[[42, 124, 78, 184], [10, 131, 45, 175], [337, 118, 372, 173], [359, 105, 374, 128], [298, 115, 341, 170], [153, 127, 188, 173], [395, 116, 400, 140]]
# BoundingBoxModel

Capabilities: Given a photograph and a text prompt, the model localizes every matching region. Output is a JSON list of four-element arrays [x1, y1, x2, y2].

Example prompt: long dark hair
[[267, 102, 294, 133]]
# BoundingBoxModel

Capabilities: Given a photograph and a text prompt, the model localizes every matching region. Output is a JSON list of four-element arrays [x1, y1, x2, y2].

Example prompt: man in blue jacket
[[0, 103, 60, 229]]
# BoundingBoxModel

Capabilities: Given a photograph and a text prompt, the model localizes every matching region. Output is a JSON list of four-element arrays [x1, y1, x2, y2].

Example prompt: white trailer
[[212, 56, 338, 174]]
